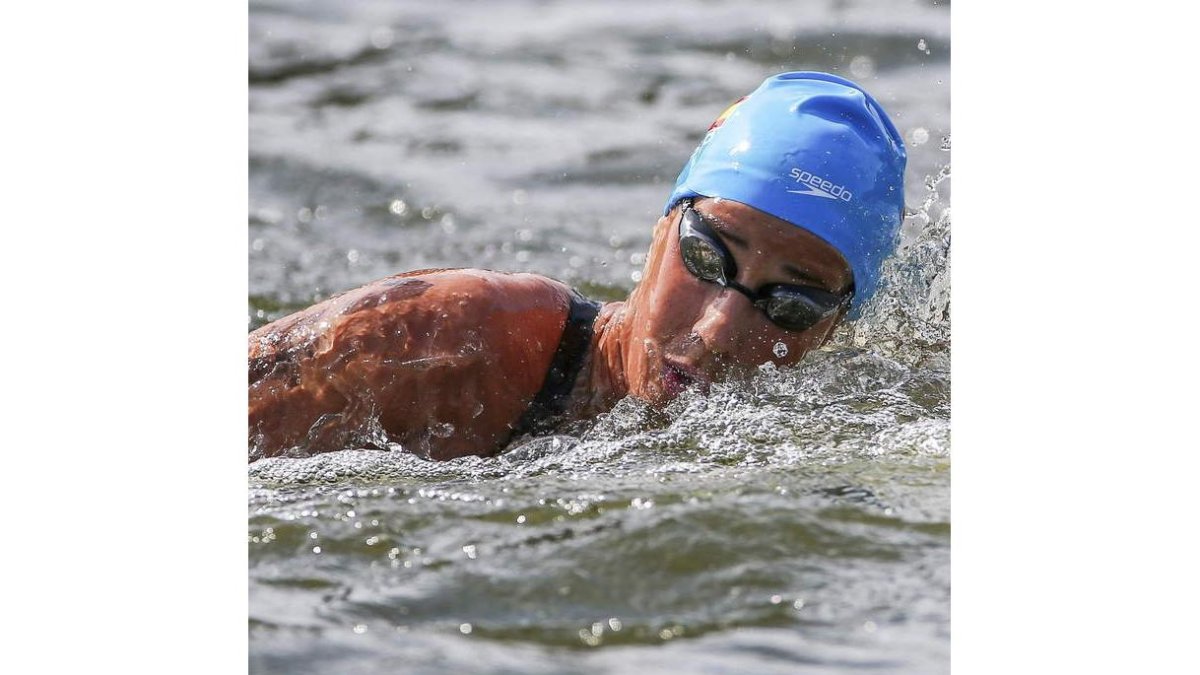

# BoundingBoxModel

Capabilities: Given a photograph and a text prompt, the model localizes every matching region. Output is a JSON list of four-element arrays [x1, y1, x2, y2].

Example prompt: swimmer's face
[[621, 198, 852, 404]]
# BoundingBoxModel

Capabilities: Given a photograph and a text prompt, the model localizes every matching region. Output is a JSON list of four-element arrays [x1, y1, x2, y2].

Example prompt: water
[[249, 0, 950, 671]]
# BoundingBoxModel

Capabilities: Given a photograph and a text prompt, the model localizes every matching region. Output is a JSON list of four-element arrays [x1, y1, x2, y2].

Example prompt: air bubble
[[849, 55, 876, 79], [773, 342, 789, 358]]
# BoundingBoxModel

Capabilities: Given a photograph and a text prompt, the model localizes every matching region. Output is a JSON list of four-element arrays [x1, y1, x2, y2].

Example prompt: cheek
[[637, 250, 705, 333], [650, 280, 712, 349], [762, 319, 838, 366], [623, 265, 710, 396]]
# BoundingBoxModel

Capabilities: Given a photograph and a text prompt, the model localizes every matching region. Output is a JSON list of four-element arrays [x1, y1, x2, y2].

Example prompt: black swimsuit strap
[[512, 290, 601, 436]]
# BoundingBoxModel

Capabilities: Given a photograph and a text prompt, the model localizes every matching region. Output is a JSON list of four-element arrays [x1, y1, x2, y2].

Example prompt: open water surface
[[249, 0, 950, 672]]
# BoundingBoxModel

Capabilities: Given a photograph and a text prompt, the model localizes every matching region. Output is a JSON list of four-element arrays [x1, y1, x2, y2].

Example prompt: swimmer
[[249, 71, 906, 461]]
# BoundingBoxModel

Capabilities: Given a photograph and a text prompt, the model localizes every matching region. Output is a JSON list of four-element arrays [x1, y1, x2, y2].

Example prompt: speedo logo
[[787, 168, 853, 202]]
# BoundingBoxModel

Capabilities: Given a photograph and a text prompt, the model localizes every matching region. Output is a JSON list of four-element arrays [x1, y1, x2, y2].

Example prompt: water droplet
[[516, 514, 526, 524], [910, 127, 929, 146], [849, 55, 876, 79], [388, 199, 408, 216], [346, 249, 360, 264], [917, 38, 927, 51], [462, 544, 478, 559], [353, 624, 367, 634], [312, 546, 322, 554], [432, 422, 455, 438], [459, 623, 472, 634], [772, 341, 788, 358], [608, 618, 622, 631], [512, 189, 528, 205], [770, 595, 783, 604], [370, 27, 394, 50]]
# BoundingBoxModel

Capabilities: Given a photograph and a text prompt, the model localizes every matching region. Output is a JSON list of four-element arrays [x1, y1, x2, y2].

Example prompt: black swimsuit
[[511, 290, 601, 436]]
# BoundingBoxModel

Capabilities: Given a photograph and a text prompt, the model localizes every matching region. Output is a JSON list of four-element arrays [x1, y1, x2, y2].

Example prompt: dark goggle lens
[[757, 289, 841, 331], [679, 236, 727, 283]]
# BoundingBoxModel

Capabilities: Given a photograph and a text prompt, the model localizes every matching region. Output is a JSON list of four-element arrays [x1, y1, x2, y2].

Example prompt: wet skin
[[583, 198, 852, 409], [248, 199, 851, 461], [249, 270, 572, 461]]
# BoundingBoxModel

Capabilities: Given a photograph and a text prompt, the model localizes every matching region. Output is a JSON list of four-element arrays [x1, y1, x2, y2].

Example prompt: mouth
[[662, 359, 710, 399]]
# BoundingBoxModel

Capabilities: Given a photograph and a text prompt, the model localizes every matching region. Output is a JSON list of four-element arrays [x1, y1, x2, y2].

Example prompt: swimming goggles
[[677, 203, 850, 332]]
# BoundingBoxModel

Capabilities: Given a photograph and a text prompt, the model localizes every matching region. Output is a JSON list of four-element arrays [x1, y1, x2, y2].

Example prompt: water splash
[[840, 162, 951, 366]]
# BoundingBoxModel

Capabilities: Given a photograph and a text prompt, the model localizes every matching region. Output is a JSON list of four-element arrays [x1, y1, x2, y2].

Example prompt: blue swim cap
[[665, 72, 906, 318]]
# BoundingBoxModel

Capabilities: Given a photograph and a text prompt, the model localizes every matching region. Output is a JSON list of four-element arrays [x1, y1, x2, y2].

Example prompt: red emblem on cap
[[707, 96, 748, 131]]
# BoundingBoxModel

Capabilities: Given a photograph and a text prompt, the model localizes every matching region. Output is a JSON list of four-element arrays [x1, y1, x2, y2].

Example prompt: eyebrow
[[695, 207, 836, 290]]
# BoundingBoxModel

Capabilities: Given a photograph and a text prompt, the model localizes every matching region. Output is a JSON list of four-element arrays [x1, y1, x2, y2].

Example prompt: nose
[[690, 289, 748, 359]]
